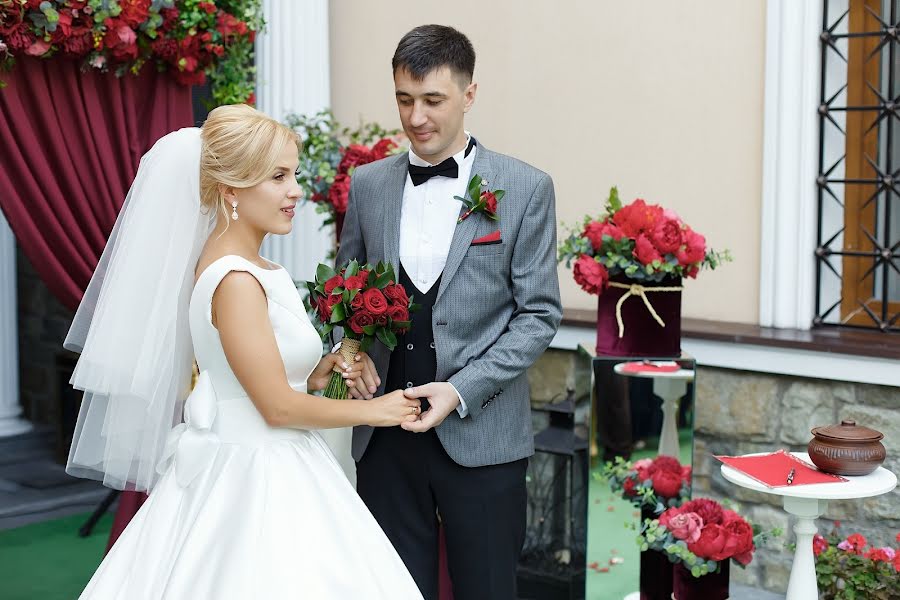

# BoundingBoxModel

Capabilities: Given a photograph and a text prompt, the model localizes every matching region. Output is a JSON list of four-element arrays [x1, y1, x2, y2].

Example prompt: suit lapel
[[436, 146, 495, 303], [383, 154, 409, 278]]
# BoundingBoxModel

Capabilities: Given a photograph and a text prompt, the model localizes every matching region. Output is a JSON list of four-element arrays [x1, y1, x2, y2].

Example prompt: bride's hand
[[366, 390, 421, 427], [308, 351, 380, 397]]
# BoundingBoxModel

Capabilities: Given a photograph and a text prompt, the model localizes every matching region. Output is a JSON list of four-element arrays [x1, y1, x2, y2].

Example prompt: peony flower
[[583, 220, 626, 251], [612, 199, 664, 238], [649, 217, 683, 254], [632, 458, 653, 471], [572, 255, 609, 295], [651, 470, 683, 498], [633, 234, 662, 265], [680, 498, 724, 525], [676, 227, 706, 266]]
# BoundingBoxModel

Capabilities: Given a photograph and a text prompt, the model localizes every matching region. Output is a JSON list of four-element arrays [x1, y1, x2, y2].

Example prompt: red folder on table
[[619, 361, 681, 374], [716, 450, 847, 488]]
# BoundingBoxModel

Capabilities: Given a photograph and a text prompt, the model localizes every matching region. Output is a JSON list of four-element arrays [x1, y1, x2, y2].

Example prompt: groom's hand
[[400, 382, 459, 433]]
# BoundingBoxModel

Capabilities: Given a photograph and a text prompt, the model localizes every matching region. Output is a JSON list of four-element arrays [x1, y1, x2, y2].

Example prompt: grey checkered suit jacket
[[336, 142, 562, 467]]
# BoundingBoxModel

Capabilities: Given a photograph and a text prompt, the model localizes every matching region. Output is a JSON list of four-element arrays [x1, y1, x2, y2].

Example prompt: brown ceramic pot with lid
[[808, 420, 886, 476]]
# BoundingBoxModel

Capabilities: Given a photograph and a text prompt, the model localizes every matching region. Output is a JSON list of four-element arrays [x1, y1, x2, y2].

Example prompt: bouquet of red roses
[[305, 259, 417, 399], [638, 498, 764, 577], [603, 455, 692, 515], [558, 187, 731, 295]]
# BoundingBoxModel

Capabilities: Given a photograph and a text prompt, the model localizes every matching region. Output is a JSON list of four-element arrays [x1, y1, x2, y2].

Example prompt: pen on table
[[786, 467, 795, 485]]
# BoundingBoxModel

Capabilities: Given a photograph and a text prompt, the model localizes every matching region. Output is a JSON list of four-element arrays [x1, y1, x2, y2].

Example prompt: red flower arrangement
[[603, 455, 692, 514], [0, 1, 260, 104], [305, 260, 418, 399], [558, 187, 730, 296], [638, 498, 770, 579], [320, 138, 399, 216]]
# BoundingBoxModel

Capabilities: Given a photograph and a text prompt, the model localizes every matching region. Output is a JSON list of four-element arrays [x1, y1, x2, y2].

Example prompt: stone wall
[[16, 245, 74, 427], [693, 366, 900, 594]]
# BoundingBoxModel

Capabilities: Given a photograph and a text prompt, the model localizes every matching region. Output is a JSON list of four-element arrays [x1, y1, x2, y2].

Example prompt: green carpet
[[0, 512, 111, 600], [586, 429, 694, 600]]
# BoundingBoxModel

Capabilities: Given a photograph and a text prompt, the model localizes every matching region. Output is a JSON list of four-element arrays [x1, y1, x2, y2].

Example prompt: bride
[[65, 104, 424, 599]]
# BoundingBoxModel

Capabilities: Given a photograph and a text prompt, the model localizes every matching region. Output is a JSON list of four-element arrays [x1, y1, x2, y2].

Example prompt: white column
[[256, 0, 332, 284], [256, 0, 355, 483], [758, 0, 823, 329], [0, 210, 31, 437]]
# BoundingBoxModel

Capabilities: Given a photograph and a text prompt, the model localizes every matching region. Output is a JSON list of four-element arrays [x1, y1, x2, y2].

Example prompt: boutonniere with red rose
[[455, 174, 504, 224], [305, 260, 419, 399], [602, 455, 692, 514]]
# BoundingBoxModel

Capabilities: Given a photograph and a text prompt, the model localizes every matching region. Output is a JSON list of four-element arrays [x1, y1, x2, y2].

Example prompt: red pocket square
[[472, 230, 502, 245]]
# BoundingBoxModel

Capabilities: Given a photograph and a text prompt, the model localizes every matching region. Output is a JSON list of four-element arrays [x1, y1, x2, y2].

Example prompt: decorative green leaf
[[376, 327, 397, 350], [344, 259, 359, 277], [329, 302, 345, 323], [316, 263, 336, 284]]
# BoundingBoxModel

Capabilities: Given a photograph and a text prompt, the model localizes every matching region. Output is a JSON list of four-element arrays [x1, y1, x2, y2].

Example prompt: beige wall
[[330, 1, 766, 323]]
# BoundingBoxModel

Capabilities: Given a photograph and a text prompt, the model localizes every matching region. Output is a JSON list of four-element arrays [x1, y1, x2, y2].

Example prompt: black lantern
[[518, 390, 589, 600]]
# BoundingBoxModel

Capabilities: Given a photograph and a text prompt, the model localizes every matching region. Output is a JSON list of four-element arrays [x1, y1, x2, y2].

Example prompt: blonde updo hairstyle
[[200, 104, 301, 225]]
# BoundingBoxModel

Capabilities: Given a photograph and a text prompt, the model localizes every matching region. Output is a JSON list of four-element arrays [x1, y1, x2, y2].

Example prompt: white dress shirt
[[399, 135, 476, 417]]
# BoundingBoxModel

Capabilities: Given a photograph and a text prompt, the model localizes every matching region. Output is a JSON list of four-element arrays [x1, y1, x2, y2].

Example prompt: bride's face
[[232, 141, 302, 236]]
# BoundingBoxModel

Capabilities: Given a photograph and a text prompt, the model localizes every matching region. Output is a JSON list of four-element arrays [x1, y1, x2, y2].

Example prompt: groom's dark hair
[[392, 25, 475, 86]]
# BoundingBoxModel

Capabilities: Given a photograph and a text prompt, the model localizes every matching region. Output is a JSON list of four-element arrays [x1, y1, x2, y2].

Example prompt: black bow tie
[[408, 156, 458, 186], [407, 138, 477, 186]]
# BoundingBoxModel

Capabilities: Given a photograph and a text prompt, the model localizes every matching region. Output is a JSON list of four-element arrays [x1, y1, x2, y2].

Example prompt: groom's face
[[394, 66, 476, 164]]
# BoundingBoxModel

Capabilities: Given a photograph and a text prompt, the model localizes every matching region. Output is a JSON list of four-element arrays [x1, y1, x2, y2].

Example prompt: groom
[[336, 24, 561, 599]]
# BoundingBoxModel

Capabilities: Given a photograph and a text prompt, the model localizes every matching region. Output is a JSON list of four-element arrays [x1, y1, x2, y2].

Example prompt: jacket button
[[429, 341, 435, 349], [407, 343, 414, 351], [406, 382, 414, 388]]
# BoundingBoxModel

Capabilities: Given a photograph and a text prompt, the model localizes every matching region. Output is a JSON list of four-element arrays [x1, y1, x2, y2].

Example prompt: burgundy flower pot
[[672, 560, 730, 600], [596, 274, 682, 357], [639, 506, 673, 600]]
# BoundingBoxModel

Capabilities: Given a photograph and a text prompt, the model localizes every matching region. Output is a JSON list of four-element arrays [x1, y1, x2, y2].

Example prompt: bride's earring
[[231, 200, 238, 221]]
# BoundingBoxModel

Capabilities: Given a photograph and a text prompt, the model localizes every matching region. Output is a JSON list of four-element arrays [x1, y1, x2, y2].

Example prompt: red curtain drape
[[0, 56, 193, 309], [0, 55, 192, 551]]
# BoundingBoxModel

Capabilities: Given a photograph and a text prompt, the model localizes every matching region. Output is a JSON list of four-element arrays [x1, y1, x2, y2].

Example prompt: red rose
[[371, 138, 397, 160], [350, 293, 365, 311], [573, 255, 609, 295], [383, 283, 409, 305], [893, 554, 900, 572], [325, 294, 342, 308], [375, 314, 389, 327], [612, 199, 664, 238], [481, 191, 498, 215], [50, 10, 73, 43], [362, 288, 388, 315], [198, 1, 217, 14], [245, 92, 256, 106], [118, 0, 151, 27], [387, 305, 409, 331], [160, 7, 180, 31], [216, 12, 245, 38], [633, 234, 662, 265], [676, 228, 706, 266], [328, 174, 351, 214], [315, 297, 332, 322], [622, 477, 637, 497], [688, 523, 731, 561], [680, 499, 724, 525], [649, 217, 683, 254], [324, 275, 344, 294], [348, 311, 374, 334], [338, 144, 374, 174], [651, 470, 683, 498], [343, 274, 366, 290], [636, 467, 651, 482], [102, 22, 139, 62]]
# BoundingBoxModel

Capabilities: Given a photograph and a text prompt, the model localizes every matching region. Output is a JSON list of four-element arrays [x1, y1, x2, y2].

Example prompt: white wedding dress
[[79, 255, 422, 599]]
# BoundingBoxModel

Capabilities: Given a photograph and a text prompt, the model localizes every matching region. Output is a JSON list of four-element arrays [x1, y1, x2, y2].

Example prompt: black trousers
[[356, 427, 527, 600]]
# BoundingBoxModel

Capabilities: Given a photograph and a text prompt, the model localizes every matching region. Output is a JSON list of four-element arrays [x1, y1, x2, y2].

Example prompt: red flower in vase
[[573, 255, 609, 295]]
